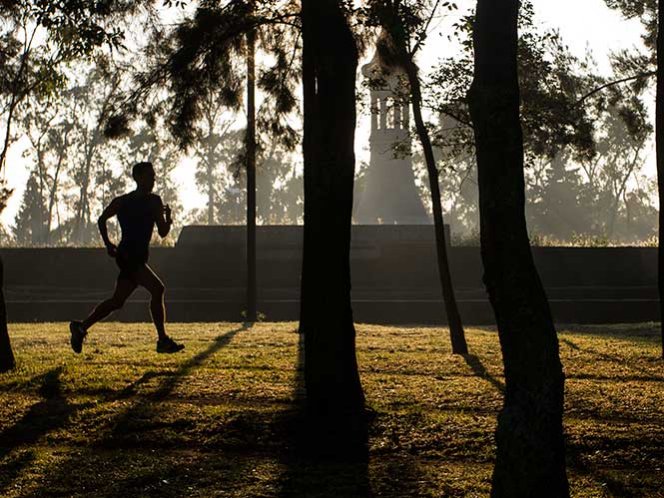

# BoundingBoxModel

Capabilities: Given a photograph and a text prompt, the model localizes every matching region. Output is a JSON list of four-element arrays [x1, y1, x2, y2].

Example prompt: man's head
[[132, 161, 155, 192]]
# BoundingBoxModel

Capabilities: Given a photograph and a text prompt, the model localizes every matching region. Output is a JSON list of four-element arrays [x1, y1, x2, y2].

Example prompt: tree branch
[[410, 0, 442, 56], [439, 108, 473, 128], [575, 71, 656, 106]]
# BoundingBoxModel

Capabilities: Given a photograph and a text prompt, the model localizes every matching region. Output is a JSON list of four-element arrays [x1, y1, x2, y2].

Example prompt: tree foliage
[[106, 0, 301, 157], [0, 0, 132, 212], [428, 0, 655, 244]]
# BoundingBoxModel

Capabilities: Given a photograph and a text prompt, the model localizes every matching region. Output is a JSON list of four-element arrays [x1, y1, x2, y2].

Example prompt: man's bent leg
[[81, 278, 137, 331], [134, 265, 167, 340]]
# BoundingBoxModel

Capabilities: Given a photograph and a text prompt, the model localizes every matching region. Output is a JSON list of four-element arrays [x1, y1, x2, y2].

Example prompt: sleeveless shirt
[[117, 192, 157, 263]]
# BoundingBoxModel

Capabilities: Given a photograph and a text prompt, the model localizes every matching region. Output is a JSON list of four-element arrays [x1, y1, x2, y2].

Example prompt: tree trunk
[[74, 136, 93, 245], [657, 0, 664, 359], [207, 162, 215, 225], [378, 6, 468, 354], [36, 146, 47, 245], [246, 23, 257, 322], [404, 62, 468, 355], [0, 257, 15, 373], [0, 98, 18, 174], [46, 137, 67, 246], [299, 0, 365, 415], [467, 1, 569, 497]]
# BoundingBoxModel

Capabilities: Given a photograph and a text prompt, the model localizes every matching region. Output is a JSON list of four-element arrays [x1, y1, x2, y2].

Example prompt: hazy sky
[[0, 0, 647, 226], [534, 0, 644, 73]]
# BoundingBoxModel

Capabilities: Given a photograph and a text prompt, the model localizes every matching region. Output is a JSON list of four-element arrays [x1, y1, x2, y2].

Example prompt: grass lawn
[[0, 322, 662, 497]]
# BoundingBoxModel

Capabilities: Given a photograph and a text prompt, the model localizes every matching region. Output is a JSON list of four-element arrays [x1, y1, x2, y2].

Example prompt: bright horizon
[[0, 0, 648, 228]]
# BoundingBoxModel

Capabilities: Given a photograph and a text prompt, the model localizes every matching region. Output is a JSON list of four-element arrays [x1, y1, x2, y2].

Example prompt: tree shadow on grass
[[560, 337, 624, 365], [463, 354, 505, 393], [104, 322, 253, 445], [5, 323, 440, 497], [20, 323, 251, 496], [0, 450, 36, 496], [567, 451, 642, 498], [0, 367, 92, 495], [560, 337, 661, 381], [276, 333, 443, 498], [276, 333, 373, 498]]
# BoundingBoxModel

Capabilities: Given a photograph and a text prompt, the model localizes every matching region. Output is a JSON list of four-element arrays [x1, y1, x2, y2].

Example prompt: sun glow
[[0, 1, 649, 228]]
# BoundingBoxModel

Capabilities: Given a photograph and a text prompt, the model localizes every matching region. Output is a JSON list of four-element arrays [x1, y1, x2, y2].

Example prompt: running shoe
[[156, 336, 185, 354], [69, 321, 87, 354]]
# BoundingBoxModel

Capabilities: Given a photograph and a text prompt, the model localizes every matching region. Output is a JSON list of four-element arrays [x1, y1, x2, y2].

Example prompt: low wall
[[1, 225, 659, 324]]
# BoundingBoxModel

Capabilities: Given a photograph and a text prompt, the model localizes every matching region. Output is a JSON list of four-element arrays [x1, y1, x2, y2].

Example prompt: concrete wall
[[1, 225, 659, 324]]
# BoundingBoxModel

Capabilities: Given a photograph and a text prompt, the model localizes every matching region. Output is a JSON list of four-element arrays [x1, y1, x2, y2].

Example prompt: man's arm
[[98, 197, 122, 256], [151, 195, 172, 238]]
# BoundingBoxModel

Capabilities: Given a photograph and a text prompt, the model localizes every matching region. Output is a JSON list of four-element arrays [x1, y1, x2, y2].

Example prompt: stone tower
[[353, 33, 430, 225]]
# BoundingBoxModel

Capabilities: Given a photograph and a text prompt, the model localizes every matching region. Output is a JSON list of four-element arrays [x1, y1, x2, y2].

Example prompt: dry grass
[[0, 322, 661, 497]]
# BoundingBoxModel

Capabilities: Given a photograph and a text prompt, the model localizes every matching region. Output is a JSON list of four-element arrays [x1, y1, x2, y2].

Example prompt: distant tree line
[[0, 2, 658, 246], [0, 1, 658, 247], [2, 63, 303, 247], [433, 103, 658, 246]]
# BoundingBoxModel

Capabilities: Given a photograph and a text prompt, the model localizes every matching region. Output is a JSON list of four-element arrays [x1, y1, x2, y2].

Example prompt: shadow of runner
[[153, 323, 250, 399], [114, 370, 176, 400], [463, 354, 505, 393], [0, 367, 92, 495], [22, 323, 249, 497], [106, 322, 252, 443], [277, 333, 373, 498], [111, 323, 252, 402]]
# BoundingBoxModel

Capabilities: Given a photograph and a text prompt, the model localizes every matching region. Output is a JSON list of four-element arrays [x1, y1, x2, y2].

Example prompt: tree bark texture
[[299, 0, 365, 415], [467, 1, 569, 496]]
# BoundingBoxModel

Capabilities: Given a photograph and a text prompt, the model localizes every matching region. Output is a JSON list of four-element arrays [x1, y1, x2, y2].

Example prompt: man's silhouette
[[69, 161, 184, 354]]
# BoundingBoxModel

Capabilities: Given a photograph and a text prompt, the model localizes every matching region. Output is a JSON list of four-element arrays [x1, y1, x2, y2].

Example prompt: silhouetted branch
[[106, 9, 300, 144], [575, 71, 656, 106], [440, 108, 473, 128], [410, 0, 443, 56]]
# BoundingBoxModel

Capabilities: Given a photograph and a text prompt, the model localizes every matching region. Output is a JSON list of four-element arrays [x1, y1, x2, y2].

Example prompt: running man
[[69, 161, 184, 354]]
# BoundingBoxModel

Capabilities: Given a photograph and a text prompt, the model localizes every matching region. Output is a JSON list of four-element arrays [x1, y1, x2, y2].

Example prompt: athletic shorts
[[115, 253, 146, 282]]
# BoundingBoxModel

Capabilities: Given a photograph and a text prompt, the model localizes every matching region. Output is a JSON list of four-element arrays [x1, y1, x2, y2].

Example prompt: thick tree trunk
[[246, 24, 257, 323], [467, 1, 569, 497], [0, 257, 15, 373], [404, 63, 468, 355], [657, 0, 664, 359], [299, 0, 364, 415]]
